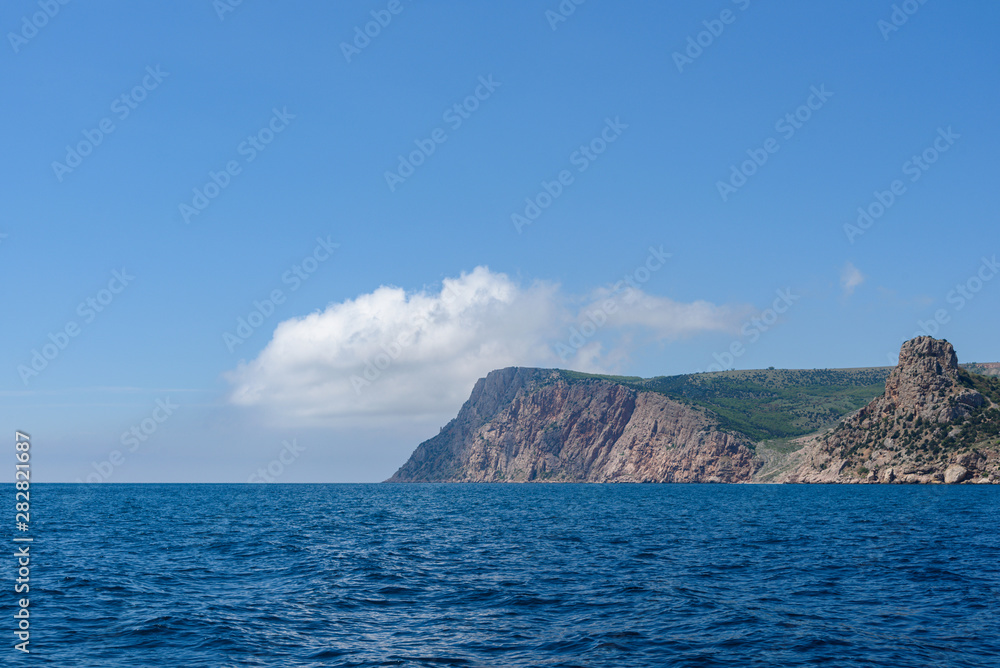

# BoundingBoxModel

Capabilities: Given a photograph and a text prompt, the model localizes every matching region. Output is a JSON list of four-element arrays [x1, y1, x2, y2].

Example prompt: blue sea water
[[8, 483, 1000, 667]]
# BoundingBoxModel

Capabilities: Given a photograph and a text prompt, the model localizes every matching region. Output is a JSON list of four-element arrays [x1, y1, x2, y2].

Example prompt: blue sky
[[3, 0, 998, 482]]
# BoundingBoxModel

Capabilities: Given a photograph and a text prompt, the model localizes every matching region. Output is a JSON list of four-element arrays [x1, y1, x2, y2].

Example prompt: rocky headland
[[778, 338, 1000, 484], [388, 337, 1000, 484]]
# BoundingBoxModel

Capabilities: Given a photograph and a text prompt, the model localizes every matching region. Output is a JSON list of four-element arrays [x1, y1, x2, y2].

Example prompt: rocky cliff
[[388, 337, 1000, 484], [387, 368, 758, 483], [777, 337, 1000, 484]]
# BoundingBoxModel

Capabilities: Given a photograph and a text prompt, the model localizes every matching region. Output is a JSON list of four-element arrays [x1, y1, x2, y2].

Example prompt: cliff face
[[387, 367, 554, 482], [388, 337, 1000, 484], [387, 370, 757, 483], [777, 337, 1000, 484]]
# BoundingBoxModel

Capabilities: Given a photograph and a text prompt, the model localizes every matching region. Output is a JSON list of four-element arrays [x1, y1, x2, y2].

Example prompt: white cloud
[[588, 286, 747, 337], [225, 267, 746, 425], [840, 261, 865, 296]]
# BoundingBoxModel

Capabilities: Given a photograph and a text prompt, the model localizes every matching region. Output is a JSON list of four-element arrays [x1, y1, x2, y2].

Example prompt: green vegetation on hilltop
[[557, 367, 892, 443], [559, 370, 644, 384]]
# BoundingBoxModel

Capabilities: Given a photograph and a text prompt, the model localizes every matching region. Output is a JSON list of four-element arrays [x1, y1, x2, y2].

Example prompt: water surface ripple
[[14, 483, 1000, 667]]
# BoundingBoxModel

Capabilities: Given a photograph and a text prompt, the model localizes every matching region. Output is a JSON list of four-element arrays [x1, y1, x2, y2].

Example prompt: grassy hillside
[[559, 367, 892, 442], [962, 362, 1000, 377]]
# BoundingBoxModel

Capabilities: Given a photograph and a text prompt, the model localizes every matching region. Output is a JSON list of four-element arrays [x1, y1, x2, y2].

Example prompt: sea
[[9, 483, 1000, 667]]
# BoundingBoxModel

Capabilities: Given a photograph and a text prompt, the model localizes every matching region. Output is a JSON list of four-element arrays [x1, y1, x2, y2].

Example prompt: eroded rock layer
[[388, 369, 757, 483]]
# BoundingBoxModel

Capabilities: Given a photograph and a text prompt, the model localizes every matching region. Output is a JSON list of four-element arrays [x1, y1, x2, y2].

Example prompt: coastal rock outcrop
[[777, 337, 1000, 484]]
